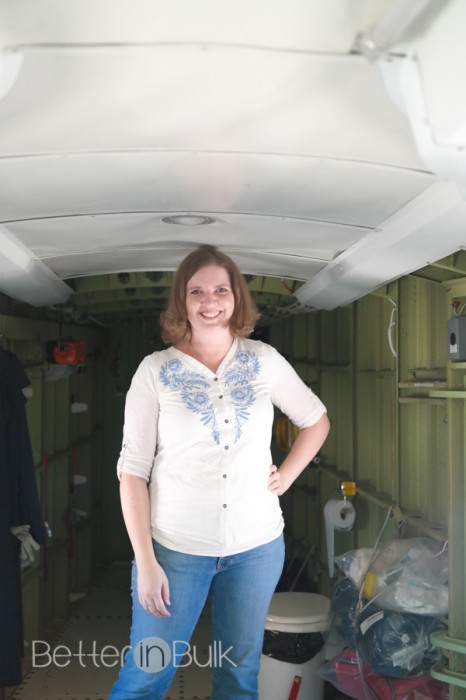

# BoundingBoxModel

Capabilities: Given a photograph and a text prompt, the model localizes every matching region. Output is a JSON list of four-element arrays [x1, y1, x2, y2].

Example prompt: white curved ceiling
[[0, 0, 465, 312]]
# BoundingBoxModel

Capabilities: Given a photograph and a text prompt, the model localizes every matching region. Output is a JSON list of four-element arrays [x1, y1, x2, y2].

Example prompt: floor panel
[[11, 563, 347, 700], [11, 563, 212, 700]]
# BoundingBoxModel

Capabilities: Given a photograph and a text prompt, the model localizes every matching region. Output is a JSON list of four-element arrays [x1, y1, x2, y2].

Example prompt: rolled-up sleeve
[[116, 355, 159, 482], [267, 345, 326, 428]]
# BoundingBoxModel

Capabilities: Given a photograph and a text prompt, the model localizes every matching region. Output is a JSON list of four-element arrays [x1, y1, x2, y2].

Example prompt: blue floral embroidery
[[225, 351, 261, 384], [160, 350, 260, 445], [160, 359, 220, 444], [225, 351, 260, 442], [159, 359, 186, 390]]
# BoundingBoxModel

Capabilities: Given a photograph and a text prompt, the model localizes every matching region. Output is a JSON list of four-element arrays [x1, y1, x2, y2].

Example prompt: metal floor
[[10, 563, 348, 700], [11, 562, 212, 700]]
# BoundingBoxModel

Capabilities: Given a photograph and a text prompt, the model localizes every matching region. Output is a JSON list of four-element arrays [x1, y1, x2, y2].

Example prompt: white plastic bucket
[[258, 592, 330, 700]]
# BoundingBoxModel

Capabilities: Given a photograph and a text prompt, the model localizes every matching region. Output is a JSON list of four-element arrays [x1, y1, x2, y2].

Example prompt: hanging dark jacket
[[0, 348, 46, 687]]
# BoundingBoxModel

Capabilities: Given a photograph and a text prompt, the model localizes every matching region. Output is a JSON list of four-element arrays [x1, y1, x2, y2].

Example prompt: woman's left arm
[[268, 413, 330, 496]]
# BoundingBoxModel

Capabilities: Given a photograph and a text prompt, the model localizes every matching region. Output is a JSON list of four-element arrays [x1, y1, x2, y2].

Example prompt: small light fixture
[[162, 215, 216, 226]]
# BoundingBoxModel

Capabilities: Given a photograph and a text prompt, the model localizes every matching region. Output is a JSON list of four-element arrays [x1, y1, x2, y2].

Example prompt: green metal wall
[[271, 274, 466, 696], [270, 277, 449, 570]]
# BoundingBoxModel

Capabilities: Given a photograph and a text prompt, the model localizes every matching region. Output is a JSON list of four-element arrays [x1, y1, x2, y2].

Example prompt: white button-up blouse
[[117, 337, 327, 556]]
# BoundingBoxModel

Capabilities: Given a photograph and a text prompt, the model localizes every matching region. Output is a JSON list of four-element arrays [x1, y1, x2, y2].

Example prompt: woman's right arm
[[120, 472, 171, 617]]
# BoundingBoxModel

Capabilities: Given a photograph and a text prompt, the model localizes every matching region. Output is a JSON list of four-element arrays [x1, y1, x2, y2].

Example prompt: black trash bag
[[262, 629, 325, 664]]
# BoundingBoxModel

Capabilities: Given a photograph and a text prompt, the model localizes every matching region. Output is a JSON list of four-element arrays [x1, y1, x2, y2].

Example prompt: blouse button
[[223, 474, 227, 478], [224, 445, 229, 450], [224, 419, 229, 423], [223, 504, 227, 508], [219, 395, 223, 399], [214, 377, 219, 382]]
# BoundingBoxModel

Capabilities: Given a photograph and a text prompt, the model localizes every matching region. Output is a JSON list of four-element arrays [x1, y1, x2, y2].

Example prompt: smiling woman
[[160, 245, 260, 348], [109, 244, 330, 699]]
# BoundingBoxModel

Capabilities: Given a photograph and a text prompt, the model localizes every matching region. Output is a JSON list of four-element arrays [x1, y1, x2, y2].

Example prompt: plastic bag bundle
[[335, 537, 448, 616], [336, 547, 373, 588], [322, 534, 450, 698], [320, 647, 449, 700], [356, 604, 445, 677]]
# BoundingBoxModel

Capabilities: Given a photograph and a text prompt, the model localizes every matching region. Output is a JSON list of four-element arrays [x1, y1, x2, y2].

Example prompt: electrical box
[[447, 317, 466, 361]]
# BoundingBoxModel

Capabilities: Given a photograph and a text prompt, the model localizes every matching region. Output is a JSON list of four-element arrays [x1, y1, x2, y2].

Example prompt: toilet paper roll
[[324, 498, 356, 578]]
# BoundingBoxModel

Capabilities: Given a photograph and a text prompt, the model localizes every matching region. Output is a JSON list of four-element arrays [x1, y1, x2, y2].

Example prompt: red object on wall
[[53, 340, 86, 364]]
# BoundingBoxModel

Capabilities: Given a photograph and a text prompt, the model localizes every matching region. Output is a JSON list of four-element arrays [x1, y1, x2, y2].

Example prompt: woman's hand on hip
[[268, 465, 288, 496], [137, 559, 171, 617]]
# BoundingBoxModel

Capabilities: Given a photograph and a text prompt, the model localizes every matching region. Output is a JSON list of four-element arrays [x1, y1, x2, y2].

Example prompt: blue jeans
[[109, 534, 284, 699]]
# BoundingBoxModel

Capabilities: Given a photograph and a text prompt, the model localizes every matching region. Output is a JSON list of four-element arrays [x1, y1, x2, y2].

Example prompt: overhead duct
[[358, 0, 466, 196], [0, 226, 73, 306]]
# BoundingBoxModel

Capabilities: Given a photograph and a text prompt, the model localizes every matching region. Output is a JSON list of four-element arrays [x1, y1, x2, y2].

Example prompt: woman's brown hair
[[160, 245, 260, 344]]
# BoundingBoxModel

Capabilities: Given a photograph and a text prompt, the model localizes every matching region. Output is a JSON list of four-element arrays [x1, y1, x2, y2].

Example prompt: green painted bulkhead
[[2, 253, 466, 694]]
